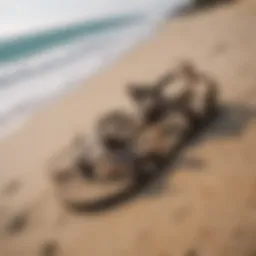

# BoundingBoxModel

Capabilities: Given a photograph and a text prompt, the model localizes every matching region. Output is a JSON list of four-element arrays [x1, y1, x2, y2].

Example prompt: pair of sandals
[[48, 62, 219, 211]]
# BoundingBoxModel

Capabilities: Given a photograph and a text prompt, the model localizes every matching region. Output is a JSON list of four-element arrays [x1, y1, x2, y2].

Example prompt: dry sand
[[1, 0, 256, 255]]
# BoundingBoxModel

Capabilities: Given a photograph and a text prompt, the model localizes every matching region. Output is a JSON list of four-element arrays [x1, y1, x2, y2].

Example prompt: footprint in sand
[[171, 203, 192, 223], [231, 225, 247, 240], [0, 206, 6, 217], [157, 252, 173, 256], [5, 212, 28, 235], [184, 249, 199, 256], [199, 226, 214, 241], [1, 179, 21, 196], [210, 42, 228, 58], [40, 240, 60, 256]]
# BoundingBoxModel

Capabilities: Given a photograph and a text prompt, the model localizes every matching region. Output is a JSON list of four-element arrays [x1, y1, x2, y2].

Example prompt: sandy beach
[[1, 0, 256, 255]]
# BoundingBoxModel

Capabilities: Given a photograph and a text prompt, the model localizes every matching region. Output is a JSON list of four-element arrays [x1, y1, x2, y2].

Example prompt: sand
[[1, 0, 256, 255]]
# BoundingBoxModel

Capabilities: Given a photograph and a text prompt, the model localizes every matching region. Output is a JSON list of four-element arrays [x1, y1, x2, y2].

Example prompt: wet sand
[[1, 0, 256, 255]]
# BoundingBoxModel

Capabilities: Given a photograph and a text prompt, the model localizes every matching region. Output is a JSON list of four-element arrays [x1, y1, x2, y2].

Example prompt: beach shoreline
[[0, 0, 191, 141]]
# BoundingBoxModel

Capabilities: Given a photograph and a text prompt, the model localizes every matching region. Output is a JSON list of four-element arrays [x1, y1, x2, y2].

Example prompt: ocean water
[[0, 0, 192, 139]]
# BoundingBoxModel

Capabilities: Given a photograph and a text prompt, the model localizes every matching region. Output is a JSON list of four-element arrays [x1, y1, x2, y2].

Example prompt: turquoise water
[[0, 14, 142, 63], [0, 0, 192, 139]]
